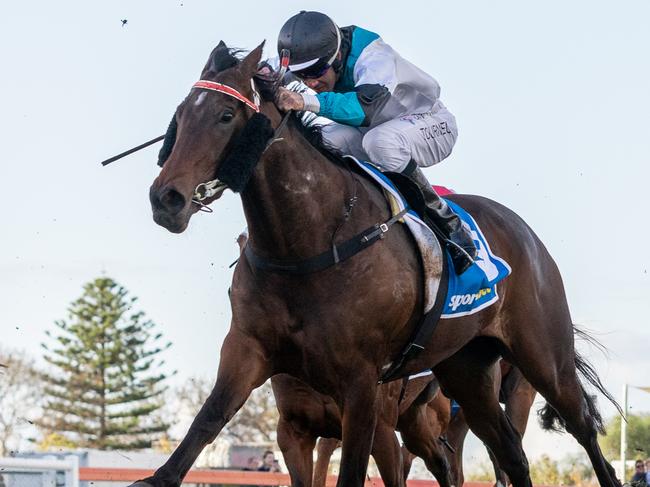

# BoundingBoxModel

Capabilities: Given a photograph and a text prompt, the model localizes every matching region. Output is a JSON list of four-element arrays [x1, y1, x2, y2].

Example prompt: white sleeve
[[353, 40, 398, 93]]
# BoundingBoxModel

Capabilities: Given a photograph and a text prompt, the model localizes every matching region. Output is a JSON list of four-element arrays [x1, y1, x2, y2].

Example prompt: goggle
[[295, 62, 331, 80]]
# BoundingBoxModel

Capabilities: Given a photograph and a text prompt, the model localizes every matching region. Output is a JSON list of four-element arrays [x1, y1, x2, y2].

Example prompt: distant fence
[[0, 456, 80, 487], [78, 468, 499, 486], [0, 460, 546, 487]]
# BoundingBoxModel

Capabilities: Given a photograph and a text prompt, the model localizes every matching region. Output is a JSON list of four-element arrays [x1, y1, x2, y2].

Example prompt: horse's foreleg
[[445, 408, 469, 487], [336, 378, 379, 487], [494, 373, 536, 486], [503, 370, 536, 437], [370, 425, 405, 487], [313, 438, 340, 487], [434, 349, 532, 487], [488, 447, 509, 487], [398, 402, 453, 487], [130, 330, 271, 487], [401, 446, 416, 482], [276, 417, 317, 487]]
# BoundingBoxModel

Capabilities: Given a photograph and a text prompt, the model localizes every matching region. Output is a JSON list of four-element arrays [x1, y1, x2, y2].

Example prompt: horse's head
[[150, 41, 272, 233]]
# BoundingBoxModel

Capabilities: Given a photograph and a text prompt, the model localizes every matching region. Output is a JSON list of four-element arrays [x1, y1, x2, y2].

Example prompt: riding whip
[[100, 134, 164, 166]]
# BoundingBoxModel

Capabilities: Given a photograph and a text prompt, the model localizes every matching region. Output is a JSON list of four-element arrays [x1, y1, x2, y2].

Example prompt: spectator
[[257, 451, 281, 472], [645, 458, 650, 485], [631, 459, 646, 484], [243, 456, 260, 471]]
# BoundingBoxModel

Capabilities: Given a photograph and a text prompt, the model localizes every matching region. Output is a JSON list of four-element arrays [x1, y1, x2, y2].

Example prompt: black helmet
[[277, 11, 341, 78]]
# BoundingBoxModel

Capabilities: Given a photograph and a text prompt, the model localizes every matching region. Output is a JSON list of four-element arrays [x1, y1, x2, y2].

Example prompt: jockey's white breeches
[[319, 106, 458, 173]]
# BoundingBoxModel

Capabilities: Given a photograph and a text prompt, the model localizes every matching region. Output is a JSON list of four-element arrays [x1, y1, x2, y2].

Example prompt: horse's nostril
[[158, 187, 186, 215]]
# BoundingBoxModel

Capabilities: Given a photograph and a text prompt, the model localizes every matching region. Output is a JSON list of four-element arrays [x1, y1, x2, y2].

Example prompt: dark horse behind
[[132, 42, 621, 487]]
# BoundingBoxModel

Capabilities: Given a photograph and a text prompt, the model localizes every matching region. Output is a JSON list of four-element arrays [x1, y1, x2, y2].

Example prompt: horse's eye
[[220, 111, 234, 123]]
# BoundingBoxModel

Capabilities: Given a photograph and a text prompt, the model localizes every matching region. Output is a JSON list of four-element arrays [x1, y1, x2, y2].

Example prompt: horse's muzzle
[[150, 185, 190, 233]]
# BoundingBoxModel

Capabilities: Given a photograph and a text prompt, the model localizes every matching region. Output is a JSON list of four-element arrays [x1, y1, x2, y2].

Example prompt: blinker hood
[[215, 113, 274, 193]]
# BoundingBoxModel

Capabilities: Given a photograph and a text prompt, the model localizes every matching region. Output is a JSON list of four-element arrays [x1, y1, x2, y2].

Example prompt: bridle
[[193, 79, 261, 113], [189, 79, 290, 211], [190, 79, 258, 210]]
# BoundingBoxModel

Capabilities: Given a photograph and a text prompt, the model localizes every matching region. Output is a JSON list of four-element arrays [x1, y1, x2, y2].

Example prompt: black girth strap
[[244, 208, 409, 274], [379, 243, 449, 384]]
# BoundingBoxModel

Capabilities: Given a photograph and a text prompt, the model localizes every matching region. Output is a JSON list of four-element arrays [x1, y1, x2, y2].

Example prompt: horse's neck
[[242, 123, 352, 259]]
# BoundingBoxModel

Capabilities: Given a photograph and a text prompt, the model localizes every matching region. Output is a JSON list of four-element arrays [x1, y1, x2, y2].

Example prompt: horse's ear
[[239, 41, 265, 78], [201, 41, 230, 77]]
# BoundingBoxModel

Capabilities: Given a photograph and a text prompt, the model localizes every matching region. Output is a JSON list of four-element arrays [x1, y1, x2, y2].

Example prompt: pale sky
[[2, 0, 650, 471]]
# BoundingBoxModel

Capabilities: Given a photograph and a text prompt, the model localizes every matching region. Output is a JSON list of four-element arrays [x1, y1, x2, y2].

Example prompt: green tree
[[0, 348, 42, 455], [38, 276, 172, 450], [465, 461, 496, 482], [560, 454, 595, 486], [529, 454, 563, 486], [529, 454, 594, 486], [599, 413, 650, 460]]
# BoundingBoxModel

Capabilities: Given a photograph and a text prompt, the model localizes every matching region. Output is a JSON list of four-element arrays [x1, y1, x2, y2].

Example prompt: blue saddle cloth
[[451, 399, 461, 418], [348, 157, 511, 319], [441, 200, 511, 318]]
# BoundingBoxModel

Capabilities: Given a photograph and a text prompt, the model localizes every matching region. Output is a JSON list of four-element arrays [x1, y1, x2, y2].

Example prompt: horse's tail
[[538, 325, 623, 434]]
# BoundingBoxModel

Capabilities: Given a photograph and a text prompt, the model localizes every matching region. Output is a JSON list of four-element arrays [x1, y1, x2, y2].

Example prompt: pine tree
[[38, 276, 173, 450]]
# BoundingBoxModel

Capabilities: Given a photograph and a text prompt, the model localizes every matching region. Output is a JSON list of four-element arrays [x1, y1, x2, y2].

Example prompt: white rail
[[0, 455, 79, 487]]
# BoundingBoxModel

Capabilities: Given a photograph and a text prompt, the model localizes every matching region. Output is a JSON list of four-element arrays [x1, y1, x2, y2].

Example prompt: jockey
[[275, 11, 477, 274]]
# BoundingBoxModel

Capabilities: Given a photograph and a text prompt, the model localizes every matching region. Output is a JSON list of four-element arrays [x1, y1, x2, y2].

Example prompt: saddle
[[346, 160, 510, 380]]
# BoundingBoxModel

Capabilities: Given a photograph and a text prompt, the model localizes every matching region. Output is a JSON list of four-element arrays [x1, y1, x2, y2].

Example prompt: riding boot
[[403, 162, 478, 274]]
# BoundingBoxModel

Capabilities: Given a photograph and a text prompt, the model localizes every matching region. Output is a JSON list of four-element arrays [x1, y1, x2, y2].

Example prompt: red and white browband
[[192, 80, 260, 112]]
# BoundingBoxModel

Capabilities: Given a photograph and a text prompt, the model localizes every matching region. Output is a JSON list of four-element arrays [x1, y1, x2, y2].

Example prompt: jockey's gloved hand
[[275, 87, 304, 112]]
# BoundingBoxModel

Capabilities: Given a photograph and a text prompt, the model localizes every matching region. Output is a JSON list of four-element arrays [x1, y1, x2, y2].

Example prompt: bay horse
[[133, 42, 619, 487], [302, 360, 535, 487], [273, 373, 451, 487]]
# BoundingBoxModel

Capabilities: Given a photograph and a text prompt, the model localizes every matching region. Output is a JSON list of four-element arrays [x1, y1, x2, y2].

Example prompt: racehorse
[[134, 42, 620, 487], [272, 373, 451, 487], [303, 360, 536, 487]]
